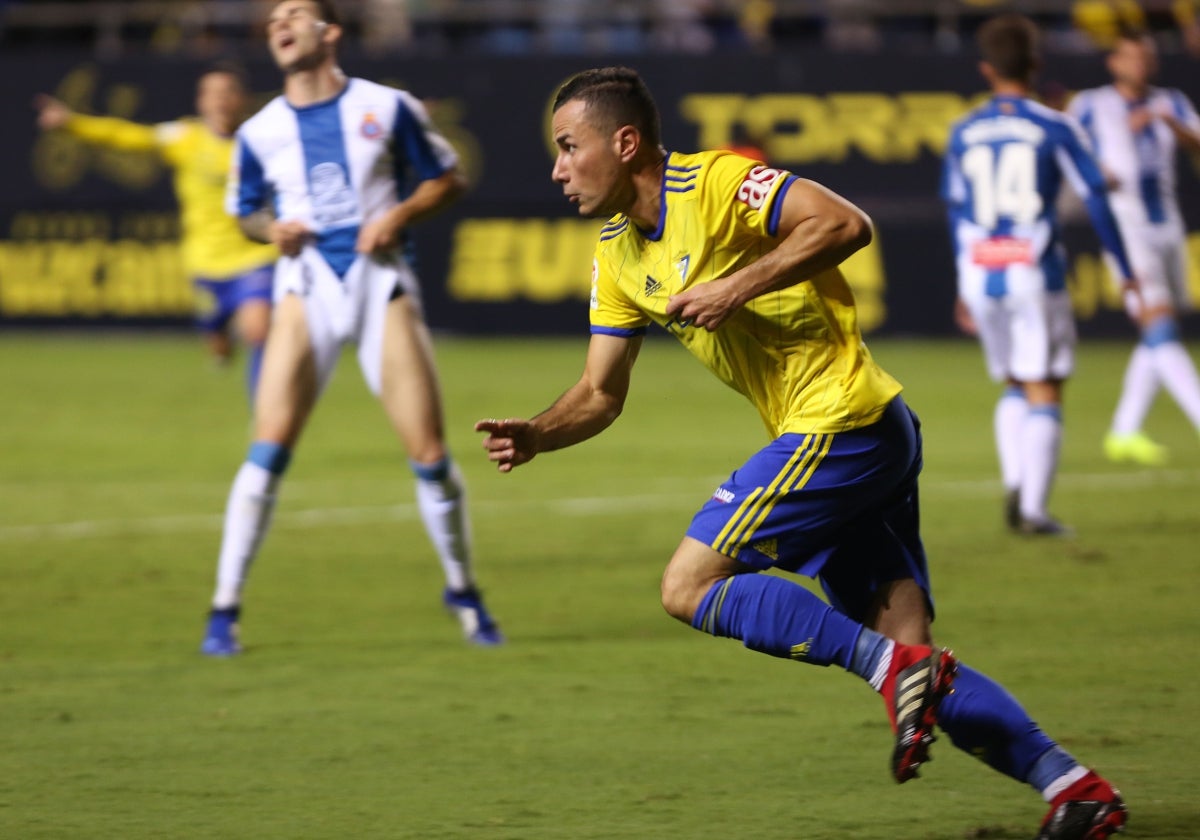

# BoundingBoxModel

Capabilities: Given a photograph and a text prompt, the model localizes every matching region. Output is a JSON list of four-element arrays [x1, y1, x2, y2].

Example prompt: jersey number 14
[[961, 142, 1043, 228]]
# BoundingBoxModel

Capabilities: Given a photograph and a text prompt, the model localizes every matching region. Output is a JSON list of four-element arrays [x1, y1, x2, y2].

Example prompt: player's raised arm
[[666, 178, 871, 331], [475, 332, 642, 472], [33, 93, 161, 152]]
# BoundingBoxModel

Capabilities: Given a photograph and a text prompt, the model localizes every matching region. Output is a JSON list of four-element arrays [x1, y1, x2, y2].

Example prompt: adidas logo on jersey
[[644, 275, 663, 297], [751, 537, 778, 560]]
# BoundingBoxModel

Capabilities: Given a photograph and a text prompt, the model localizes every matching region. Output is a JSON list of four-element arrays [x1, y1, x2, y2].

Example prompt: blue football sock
[[848, 626, 893, 683], [691, 574, 863, 668], [1027, 745, 1082, 797], [937, 664, 1066, 787]]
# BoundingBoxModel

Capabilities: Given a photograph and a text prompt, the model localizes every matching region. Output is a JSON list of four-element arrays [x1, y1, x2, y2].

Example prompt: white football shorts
[[1104, 222, 1193, 318], [959, 263, 1076, 383], [272, 246, 423, 396]]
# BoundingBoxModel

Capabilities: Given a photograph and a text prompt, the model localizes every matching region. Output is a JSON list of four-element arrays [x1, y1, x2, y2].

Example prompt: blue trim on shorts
[[591, 325, 647, 338]]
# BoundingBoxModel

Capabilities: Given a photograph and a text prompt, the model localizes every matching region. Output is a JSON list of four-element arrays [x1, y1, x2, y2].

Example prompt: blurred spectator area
[[2, 0, 1198, 57]]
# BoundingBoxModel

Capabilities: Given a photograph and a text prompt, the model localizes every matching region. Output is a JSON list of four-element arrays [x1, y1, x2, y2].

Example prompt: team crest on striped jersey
[[360, 112, 384, 139]]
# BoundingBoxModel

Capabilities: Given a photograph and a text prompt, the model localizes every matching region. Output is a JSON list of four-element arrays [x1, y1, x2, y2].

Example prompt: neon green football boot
[[1103, 431, 1168, 466]]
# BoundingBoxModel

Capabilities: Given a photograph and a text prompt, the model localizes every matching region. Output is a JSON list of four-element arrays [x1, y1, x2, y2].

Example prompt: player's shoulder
[[672, 148, 776, 199], [597, 214, 631, 247], [950, 97, 994, 128], [947, 99, 998, 144], [671, 148, 752, 179], [1007, 97, 1087, 143], [1069, 84, 1121, 114], [343, 76, 397, 100], [1152, 85, 1197, 115], [241, 95, 289, 127], [344, 77, 413, 107], [154, 118, 193, 145]]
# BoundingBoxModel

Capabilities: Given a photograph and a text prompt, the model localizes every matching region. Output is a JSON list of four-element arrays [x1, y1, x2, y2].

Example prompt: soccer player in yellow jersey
[[34, 65, 278, 400], [476, 67, 1125, 839]]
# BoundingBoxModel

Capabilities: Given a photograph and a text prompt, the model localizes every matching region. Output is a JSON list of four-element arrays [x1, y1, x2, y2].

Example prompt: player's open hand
[[475, 418, 539, 472], [1128, 107, 1155, 133], [953, 297, 978, 336], [33, 94, 71, 131], [666, 278, 740, 332]]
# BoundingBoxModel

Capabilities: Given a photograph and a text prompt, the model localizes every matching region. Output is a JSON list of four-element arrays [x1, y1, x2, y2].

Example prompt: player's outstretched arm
[[666, 178, 871, 331], [33, 94, 159, 152], [475, 333, 641, 472]]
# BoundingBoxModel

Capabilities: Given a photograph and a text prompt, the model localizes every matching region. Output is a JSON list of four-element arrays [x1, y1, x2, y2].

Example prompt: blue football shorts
[[686, 396, 933, 623], [192, 264, 275, 332]]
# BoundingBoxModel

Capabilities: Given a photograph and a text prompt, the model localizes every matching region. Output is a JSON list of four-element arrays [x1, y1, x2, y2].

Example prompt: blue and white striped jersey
[[1067, 84, 1200, 229], [942, 94, 1131, 293], [227, 77, 458, 277]]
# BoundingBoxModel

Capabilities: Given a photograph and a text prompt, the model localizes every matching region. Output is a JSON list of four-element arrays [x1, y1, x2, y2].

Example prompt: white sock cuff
[[869, 643, 894, 693], [1042, 764, 1089, 802]]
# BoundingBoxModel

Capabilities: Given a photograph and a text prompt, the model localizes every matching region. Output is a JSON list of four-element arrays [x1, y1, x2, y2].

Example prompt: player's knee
[[242, 325, 269, 347], [237, 308, 271, 346], [659, 564, 700, 623]]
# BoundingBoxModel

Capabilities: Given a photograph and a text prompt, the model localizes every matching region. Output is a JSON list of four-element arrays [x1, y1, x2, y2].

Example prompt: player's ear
[[317, 19, 342, 46], [613, 125, 640, 163]]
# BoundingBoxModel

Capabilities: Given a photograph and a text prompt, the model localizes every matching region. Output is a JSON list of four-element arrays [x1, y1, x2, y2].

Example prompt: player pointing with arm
[[34, 66, 278, 402], [478, 66, 1126, 839], [201, 0, 502, 655]]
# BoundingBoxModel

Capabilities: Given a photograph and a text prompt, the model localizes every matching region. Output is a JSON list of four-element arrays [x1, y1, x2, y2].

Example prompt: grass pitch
[[1, 333, 1198, 839]]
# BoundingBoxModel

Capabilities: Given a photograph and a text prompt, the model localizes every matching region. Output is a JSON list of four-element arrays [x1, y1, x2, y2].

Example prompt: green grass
[[1, 333, 1198, 839]]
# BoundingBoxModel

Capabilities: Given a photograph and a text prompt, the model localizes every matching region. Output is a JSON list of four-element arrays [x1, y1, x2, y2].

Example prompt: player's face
[[267, 0, 333, 73], [1109, 38, 1157, 88], [551, 99, 631, 219], [196, 72, 246, 135]]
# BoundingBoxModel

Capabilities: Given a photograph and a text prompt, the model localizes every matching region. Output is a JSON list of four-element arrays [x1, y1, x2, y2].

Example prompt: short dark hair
[[977, 14, 1040, 82], [200, 59, 249, 90], [273, 0, 342, 26], [311, 0, 341, 26], [1112, 24, 1151, 50], [552, 67, 661, 149]]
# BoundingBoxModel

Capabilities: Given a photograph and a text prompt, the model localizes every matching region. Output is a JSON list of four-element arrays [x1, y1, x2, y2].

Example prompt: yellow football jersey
[[65, 114, 277, 279], [589, 149, 902, 437]]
